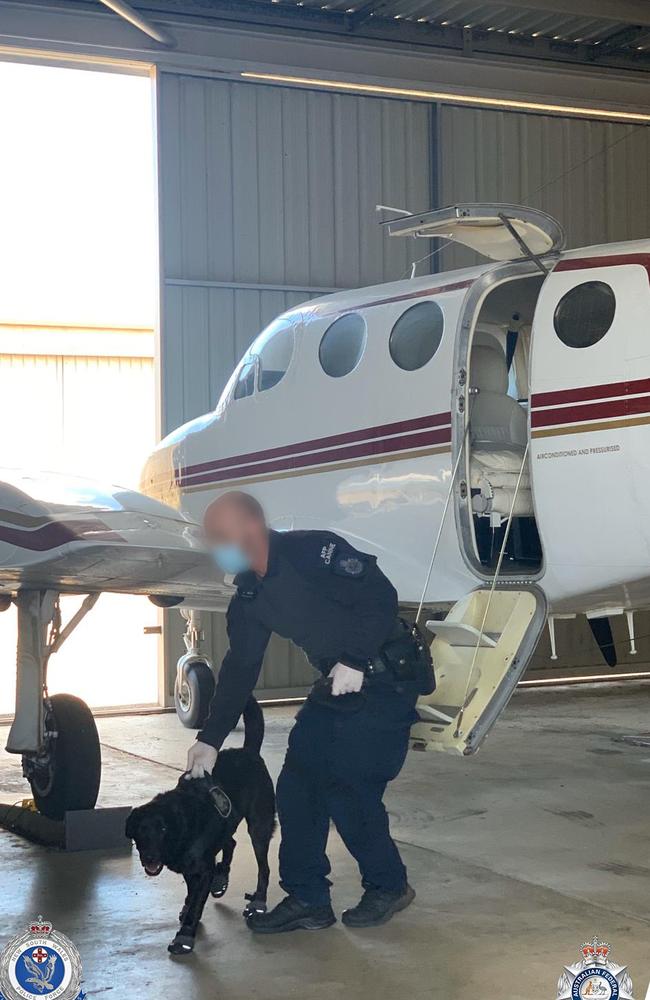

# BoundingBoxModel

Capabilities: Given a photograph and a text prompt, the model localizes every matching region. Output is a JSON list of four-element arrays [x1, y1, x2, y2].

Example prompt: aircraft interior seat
[[469, 344, 533, 518]]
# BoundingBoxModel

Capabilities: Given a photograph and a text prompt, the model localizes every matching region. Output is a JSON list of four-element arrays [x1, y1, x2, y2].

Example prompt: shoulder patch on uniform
[[332, 554, 367, 578], [319, 541, 337, 566]]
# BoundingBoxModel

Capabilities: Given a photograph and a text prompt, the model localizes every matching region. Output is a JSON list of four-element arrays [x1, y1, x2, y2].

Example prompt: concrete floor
[[2, 684, 650, 999]]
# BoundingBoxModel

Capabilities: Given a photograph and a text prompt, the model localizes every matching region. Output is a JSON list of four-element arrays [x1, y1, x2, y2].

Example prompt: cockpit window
[[553, 281, 616, 349], [233, 360, 256, 400], [251, 318, 296, 392], [227, 316, 297, 406]]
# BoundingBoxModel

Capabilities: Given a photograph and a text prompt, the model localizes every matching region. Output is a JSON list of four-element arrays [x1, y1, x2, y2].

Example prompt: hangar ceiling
[[84, 0, 650, 72]]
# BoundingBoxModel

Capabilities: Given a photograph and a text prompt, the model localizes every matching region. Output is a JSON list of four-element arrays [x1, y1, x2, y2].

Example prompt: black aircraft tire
[[28, 694, 101, 820], [174, 661, 215, 729]]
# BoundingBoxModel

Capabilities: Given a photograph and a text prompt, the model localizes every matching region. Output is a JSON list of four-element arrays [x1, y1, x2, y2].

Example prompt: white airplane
[[1, 203, 647, 819]]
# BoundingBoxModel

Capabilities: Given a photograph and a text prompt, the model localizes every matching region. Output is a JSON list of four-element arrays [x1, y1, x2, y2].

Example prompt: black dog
[[125, 697, 276, 955]]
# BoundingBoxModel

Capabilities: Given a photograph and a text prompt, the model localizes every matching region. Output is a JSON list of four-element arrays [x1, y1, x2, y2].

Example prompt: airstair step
[[425, 621, 500, 648]]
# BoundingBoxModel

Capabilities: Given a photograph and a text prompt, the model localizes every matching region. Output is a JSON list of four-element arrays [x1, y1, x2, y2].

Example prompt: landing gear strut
[[174, 609, 215, 729], [5, 590, 102, 820]]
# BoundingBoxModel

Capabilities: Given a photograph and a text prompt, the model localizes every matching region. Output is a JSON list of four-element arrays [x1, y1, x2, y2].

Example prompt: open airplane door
[[385, 203, 565, 263], [411, 586, 547, 755]]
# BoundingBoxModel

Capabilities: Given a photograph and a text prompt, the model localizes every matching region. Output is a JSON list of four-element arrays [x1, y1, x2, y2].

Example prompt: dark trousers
[[276, 677, 419, 906]]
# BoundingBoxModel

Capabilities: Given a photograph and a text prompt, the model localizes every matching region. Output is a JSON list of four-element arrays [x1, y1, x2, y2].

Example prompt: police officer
[[186, 490, 428, 932]]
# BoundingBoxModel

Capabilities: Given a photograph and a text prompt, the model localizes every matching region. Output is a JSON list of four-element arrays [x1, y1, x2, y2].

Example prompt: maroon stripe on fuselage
[[180, 411, 452, 481], [180, 425, 451, 488], [318, 278, 474, 317], [555, 253, 650, 282], [532, 377, 650, 410], [0, 517, 123, 552], [531, 393, 650, 429], [533, 378, 650, 409], [0, 521, 77, 551]]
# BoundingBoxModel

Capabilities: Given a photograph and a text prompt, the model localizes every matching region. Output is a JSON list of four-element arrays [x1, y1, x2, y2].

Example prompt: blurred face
[[203, 494, 269, 574]]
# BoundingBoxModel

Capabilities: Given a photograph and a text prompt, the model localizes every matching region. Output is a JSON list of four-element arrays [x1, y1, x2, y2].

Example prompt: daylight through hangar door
[[0, 349, 159, 713]]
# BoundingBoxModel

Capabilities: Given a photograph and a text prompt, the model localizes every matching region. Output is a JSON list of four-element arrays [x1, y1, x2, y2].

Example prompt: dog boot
[[342, 885, 415, 928], [247, 895, 336, 934], [211, 868, 230, 898]]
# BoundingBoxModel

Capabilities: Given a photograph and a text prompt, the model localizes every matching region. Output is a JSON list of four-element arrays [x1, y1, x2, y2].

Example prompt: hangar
[[2, 0, 650, 996]]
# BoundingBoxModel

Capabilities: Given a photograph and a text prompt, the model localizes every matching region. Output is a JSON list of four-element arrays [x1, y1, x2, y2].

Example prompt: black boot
[[247, 895, 336, 934], [342, 885, 415, 928]]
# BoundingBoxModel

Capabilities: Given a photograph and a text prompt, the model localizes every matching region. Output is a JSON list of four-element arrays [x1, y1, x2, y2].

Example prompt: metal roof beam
[[207, 0, 650, 72], [348, 0, 387, 28], [97, 0, 177, 46], [36, 0, 650, 69], [463, 0, 650, 28], [139, 0, 650, 71], [632, 29, 650, 47], [593, 24, 645, 57]]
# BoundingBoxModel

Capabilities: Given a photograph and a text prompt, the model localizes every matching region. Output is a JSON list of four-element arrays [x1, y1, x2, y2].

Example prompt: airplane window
[[389, 301, 444, 371], [233, 360, 256, 400], [553, 281, 616, 349], [252, 318, 296, 392], [319, 313, 367, 378]]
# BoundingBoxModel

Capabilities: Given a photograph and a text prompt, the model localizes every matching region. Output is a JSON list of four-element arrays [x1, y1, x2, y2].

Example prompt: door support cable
[[415, 397, 476, 626]]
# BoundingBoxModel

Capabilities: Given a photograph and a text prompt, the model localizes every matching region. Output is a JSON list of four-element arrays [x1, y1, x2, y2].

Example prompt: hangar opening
[[0, 58, 158, 716]]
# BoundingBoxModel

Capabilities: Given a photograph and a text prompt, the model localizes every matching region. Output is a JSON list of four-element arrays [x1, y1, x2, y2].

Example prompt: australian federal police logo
[[0, 918, 84, 1000], [557, 938, 633, 1000]]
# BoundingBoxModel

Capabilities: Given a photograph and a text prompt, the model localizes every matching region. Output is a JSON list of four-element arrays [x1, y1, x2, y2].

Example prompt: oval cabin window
[[389, 301, 444, 371], [553, 281, 616, 349], [319, 313, 367, 378]]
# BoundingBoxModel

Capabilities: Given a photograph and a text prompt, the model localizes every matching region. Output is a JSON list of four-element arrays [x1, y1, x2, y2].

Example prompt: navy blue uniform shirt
[[198, 529, 399, 750]]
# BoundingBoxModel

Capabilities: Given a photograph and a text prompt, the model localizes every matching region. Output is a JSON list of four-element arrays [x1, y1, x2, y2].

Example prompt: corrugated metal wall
[[438, 106, 650, 268], [157, 73, 433, 698], [159, 75, 433, 433]]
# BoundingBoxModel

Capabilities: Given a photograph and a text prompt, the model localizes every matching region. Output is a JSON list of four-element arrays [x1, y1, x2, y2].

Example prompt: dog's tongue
[[144, 861, 163, 876]]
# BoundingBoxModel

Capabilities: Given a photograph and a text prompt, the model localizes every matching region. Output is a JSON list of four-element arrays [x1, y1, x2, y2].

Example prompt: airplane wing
[[0, 469, 231, 611]]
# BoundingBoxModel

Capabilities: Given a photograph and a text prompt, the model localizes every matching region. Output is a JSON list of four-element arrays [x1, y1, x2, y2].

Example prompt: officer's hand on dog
[[186, 740, 218, 779], [328, 662, 364, 696]]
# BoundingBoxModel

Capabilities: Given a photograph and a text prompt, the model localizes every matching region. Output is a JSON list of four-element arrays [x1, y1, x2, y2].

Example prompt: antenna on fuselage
[[375, 204, 413, 217]]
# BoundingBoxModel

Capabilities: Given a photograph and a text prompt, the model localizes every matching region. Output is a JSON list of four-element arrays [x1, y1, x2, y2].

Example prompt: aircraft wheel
[[174, 661, 215, 729], [26, 694, 101, 820]]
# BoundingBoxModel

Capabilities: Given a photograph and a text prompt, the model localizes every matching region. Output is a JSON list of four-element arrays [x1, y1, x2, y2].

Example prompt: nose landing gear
[[174, 610, 215, 730]]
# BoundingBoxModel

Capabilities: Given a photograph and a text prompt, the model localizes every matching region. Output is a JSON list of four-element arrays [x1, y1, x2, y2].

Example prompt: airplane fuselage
[[141, 238, 650, 618]]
